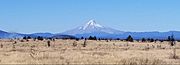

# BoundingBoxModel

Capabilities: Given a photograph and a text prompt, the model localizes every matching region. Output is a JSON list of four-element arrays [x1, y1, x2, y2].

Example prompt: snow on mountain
[[82, 19, 104, 30], [62, 19, 124, 38]]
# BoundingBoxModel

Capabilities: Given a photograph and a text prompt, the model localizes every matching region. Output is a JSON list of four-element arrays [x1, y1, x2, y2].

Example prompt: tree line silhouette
[[22, 34, 177, 45]]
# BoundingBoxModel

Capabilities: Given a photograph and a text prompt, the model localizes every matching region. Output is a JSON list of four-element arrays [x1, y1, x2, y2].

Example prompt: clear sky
[[0, 0, 180, 33]]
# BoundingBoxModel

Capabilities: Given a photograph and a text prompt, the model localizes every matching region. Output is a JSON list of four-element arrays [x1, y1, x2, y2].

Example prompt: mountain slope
[[30, 33, 54, 38], [0, 30, 25, 38], [0, 30, 10, 38], [0, 30, 77, 39], [62, 19, 124, 38]]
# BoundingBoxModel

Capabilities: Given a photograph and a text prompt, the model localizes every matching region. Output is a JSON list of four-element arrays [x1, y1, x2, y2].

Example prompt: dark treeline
[[22, 34, 179, 44], [78, 35, 178, 43], [22, 36, 53, 41]]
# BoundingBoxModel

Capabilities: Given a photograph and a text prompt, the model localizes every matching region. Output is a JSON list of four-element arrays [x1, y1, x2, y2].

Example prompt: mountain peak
[[87, 19, 96, 25], [62, 19, 123, 36], [82, 19, 103, 30]]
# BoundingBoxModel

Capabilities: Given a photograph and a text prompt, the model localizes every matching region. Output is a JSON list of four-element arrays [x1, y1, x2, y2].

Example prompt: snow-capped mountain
[[61, 20, 180, 39], [1, 19, 180, 39], [62, 19, 124, 38]]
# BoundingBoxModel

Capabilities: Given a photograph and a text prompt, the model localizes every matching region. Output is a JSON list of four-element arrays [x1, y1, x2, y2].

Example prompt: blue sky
[[0, 0, 180, 33]]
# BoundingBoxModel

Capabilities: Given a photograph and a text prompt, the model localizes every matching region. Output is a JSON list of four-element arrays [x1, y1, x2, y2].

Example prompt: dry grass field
[[0, 39, 180, 64]]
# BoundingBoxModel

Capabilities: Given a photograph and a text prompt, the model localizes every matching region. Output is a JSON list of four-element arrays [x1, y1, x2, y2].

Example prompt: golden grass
[[0, 39, 180, 64]]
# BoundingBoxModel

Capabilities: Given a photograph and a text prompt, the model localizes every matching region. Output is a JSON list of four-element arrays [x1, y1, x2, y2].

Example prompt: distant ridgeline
[[0, 30, 180, 40], [0, 20, 180, 40]]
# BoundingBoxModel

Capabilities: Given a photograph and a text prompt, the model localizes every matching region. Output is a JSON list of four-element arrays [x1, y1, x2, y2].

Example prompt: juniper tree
[[27, 36, 31, 39], [126, 35, 134, 42], [93, 36, 97, 40], [147, 38, 151, 42], [116, 38, 120, 40], [150, 38, 154, 42], [76, 38, 79, 41], [81, 37, 84, 40], [142, 38, 146, 42], [23, 36, 27, 40], [98, 38, 101, 41], [88, 36, 93, 40], [88, 36, 97, 40], [37, 36, 44, 41], [169, 34, 175, 46]]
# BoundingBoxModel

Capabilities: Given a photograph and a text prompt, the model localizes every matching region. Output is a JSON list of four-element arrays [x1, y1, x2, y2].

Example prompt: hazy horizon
[[0, 0, 180, 33]]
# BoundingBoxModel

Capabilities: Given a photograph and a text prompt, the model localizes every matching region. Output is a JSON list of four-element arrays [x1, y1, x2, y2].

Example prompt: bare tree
[[82, 38, 87, 47], [169, 34, 179, 59], [12, 41, 17, 51], [47, 40, 51, 47], [0, 44, 3, 48]]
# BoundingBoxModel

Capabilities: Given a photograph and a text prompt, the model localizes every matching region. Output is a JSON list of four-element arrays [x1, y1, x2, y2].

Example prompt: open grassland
[[0, 39, 180, 64]]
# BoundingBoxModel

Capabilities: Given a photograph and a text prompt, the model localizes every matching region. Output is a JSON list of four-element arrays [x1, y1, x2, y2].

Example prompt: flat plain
[[0, 39, 180, 64]]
